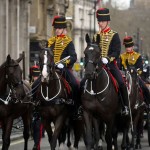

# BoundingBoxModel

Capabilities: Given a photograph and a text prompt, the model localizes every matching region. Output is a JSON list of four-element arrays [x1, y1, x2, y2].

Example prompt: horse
[[81, 34, 119, 150], [35, 47, 81, 150], [112, 65, 145, 150], [0, 54, 33, 150], [126, 66, 145, 149]]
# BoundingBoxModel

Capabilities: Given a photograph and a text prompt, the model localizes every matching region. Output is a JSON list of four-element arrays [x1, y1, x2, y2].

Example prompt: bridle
[[5, 62, 24, 103], [40, 49, 55, 82], [40, 49, 62, 101], [84, 44, 110, 97]]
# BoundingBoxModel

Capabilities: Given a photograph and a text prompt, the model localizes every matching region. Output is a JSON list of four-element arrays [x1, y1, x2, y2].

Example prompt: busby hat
[[123, 36, 134, 48], [52, 16, 67, 29], [31, 65, 40, 77], [96, 8, 110, 22]]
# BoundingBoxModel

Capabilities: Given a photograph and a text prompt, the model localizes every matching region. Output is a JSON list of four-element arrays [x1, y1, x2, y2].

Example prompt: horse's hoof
[[135, 144, 142, 149], [32, 145, 39, 150], [98, 146, 103, 150]]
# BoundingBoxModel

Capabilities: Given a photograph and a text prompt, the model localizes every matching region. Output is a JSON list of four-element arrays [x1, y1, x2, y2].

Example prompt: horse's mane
[[0, 61, 6, 70]]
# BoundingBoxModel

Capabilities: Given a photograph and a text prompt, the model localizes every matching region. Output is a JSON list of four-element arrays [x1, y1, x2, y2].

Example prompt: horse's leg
[[2, 118, 13, 150], [22, 112, 31, 150], [42, 119, 53, 147], [93, 118, 100, 150], [121, 127, 130, 150], [135, 113, 143, 149], [112, 124, 118, 150], [105, 120, 113, 150], [51, 114, 66, 150], [83, 110, 93, 150], [73, 119, 83, 149], [66, 124, 71, 148]]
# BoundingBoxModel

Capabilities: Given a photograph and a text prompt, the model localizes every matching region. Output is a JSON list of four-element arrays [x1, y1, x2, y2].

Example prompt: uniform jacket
[[120, 50, 143, 74], [95, 28, 121, 62], [48, 35, 77, 68]]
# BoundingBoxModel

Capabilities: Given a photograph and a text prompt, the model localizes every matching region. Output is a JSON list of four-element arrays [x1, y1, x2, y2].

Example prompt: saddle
[[61, 77, 72, 95]]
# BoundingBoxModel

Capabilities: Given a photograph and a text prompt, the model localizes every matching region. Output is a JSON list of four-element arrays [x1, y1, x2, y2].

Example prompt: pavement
[[0, 118, 24, 145], [0, 128, 23, 144]]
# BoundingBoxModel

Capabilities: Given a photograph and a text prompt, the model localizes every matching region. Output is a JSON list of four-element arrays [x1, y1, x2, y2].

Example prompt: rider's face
[[126, 46, 134, 53], [98, 21, 109, 30], [55, 28, 64, 35]]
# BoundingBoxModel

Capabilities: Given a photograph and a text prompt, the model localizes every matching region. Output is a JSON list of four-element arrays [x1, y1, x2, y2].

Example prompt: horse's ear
[[6, 54, 11, 64], [16, 52, 24, 63], [85, 33, 91, 44]]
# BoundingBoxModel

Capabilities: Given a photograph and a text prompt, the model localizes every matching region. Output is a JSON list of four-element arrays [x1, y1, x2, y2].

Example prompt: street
[[1, 129, 150, 150]]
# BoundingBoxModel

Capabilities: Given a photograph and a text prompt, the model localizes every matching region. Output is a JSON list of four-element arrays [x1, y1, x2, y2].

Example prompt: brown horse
[[0, 54, 32, 150], [34, 48, 76, 150], [81, 34, 119, 150]]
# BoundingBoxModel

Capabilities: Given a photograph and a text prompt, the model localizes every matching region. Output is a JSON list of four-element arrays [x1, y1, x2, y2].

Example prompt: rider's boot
[[120, 85, 129, 116]]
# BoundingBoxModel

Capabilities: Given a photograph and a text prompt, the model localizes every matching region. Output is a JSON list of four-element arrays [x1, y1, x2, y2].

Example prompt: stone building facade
[[0, 0, 30, 78], [0, 0, 69, 79]]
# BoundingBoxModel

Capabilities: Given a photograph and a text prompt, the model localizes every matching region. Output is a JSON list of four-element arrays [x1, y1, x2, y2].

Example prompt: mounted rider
[[120, 36, 150, 109], [94, 8, 129, 115], [47, 15, 81, 119]]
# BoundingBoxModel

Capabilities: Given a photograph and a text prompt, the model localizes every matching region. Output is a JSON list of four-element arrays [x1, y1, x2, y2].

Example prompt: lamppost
[[47, 4, 54, 36], [88, 9, 93, 38], [80, 18, 84, 78], [93, 0, 97, 34]]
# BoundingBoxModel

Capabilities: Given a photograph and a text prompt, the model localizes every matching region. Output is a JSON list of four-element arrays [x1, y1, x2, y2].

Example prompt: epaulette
[[48, 36, 56, 47]]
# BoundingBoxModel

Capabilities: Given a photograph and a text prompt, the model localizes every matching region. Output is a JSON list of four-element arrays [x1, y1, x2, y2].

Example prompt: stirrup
[[121, 106, 129, 116]]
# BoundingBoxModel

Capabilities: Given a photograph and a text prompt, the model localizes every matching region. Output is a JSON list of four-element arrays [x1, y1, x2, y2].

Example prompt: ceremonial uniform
[[48, 16, 81, 118], [95, 8, 129, 115], [120, 36, 150, 107]]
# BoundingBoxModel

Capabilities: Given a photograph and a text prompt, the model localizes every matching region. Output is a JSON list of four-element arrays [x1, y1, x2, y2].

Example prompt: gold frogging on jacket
[[94, 30, 116, 61], [120, 51, 141, 69], [48, 36, 72, 63]]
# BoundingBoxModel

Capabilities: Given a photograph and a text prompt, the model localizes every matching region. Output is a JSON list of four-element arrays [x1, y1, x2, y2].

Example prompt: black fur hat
[[96, 8, 110, 22], [123, 36, 134, 48], [52, 16, 67, 29]]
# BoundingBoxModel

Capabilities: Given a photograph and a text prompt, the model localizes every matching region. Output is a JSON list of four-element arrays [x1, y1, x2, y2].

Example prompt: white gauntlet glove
[[57, 63, 64, 69], [101, 57, 109, 64]]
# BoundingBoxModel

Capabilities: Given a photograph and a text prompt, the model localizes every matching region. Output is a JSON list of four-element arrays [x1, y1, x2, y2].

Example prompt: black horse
[[126, 66, 145, 149], [112, 65, 145, 150], [0, 54, 32, 150], [81, 34, 119, 150], [34, 48, 81, 150]]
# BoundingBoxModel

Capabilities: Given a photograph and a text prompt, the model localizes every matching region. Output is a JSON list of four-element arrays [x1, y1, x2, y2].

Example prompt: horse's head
[[39, 48, 54, 82], [84, 34, 102, 80], [5, 54, 25, 100], [6, 55, 23, 86]]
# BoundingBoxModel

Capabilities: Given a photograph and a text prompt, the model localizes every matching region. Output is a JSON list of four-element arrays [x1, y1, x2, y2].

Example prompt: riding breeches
[[108, 62, 129, 106], [61, 68, 80, 105]]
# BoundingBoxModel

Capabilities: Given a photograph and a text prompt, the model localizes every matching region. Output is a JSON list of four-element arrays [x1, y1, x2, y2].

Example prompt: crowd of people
[[29, 7, 150, 150]]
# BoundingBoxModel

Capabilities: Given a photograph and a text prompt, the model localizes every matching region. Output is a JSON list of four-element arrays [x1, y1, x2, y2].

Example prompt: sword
[[55, 56, 70, 65]]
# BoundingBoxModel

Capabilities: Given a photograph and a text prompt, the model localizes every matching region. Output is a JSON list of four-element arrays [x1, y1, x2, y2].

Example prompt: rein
[[84, 68, 110, 96], [0, 89, 11, 105]]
